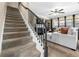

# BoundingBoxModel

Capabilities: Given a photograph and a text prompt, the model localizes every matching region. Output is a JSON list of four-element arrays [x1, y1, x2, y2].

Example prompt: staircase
[[0, 6, 40, 57]]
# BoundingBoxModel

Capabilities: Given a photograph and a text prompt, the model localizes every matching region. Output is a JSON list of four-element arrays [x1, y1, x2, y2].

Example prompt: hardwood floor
[[48, 41, 79, 57], [77, 40, 79, 50]]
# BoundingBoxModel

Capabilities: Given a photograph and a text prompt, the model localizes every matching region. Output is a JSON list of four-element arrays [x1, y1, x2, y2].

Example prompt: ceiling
[[28, 2, 79, 19]]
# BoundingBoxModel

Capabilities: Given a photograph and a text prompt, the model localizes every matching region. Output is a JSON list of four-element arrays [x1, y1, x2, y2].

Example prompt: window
[[66, 16, 73, 27], [75, 14, 79, 28], [45, 20, 51, 30], [53, 18, 58, 28], [59, 17, 64, 27]]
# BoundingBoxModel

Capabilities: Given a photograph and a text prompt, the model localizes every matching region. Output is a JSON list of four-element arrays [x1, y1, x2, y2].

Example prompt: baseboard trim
[[47, 40, 76, 51]]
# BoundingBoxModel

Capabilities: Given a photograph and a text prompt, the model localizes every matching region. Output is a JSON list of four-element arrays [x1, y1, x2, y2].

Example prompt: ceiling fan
[[48, 9, 64, 15]]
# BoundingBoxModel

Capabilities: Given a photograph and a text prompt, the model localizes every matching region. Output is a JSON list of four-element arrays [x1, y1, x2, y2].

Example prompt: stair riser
[[4, 28, 28, 32], [5, 21, 24, 24], [7, 9, 19, 13], [6, 12, 20, 15], [5, 24, 26, 27], [4, 27, 27, 29], [6, 14, 21, 16], [6, 15, 21, 17], [6, 13, 21, 16], [6, 18, 23, 21], [3, 32, 30, 40], [5, 19, 24, 24], [7, 11, 19, 13], [5, 22, 25, 24], [6, 11, 20, 14], [7, 6, 19, 11], [5, 23, 25, 25], [5, 20, 24, 22], [7, 15, 22, 18], [5, 25, 26, 27], [6, 17, 23, 19], [2, 38, 31, 50]]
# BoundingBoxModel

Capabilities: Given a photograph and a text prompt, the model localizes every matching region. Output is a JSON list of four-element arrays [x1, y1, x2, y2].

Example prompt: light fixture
[[48, 8, 64, 15]]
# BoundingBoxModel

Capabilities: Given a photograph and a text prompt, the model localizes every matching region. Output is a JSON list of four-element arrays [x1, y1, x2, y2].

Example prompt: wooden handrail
[[19, 2, 39, 19]]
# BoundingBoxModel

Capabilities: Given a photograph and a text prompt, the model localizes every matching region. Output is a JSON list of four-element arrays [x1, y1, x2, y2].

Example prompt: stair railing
[[18, 2, 48, 57]]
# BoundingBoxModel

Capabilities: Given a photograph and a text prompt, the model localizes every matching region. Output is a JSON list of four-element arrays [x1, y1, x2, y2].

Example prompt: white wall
[[0, 2, 7, 53], [7, 2, 18, 8], [19, 2, 43, 57]]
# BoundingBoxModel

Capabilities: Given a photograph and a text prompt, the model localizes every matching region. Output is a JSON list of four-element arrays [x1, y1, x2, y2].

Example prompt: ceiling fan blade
[[60, 12, 64, 13], [59, 9, 64, 11], [48, 14, 52, 15], [58, 12, 64, 13], [48, 13, 53, 15], [51, 10, 54, 12]]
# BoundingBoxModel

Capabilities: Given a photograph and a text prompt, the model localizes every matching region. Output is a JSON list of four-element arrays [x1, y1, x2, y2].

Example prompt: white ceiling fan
[[48, 9, 64, 15]]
